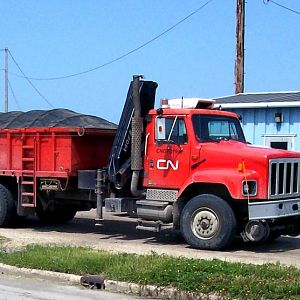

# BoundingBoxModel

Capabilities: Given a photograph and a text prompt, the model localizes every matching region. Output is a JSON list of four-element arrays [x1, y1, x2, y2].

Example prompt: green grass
[[0, 245, 299, 299]]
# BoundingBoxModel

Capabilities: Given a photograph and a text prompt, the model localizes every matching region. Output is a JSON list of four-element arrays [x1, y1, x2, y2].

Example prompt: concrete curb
[[0, 263, 225, 299], [0, 262, 81, 283]]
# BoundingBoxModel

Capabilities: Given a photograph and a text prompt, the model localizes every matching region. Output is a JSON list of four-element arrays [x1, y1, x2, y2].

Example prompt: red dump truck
[[0, 75, 300, 250]]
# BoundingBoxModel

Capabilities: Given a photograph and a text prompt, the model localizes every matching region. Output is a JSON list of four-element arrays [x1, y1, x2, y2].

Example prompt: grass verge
[[0, 245, 299, 299]]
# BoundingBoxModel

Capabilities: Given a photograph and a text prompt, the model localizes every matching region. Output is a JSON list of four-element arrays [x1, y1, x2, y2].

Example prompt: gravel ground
[[0, 210, 300, 267]]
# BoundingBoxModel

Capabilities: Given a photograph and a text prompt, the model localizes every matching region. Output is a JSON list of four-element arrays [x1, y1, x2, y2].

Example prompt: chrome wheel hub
[[191, 208, 219, 239]]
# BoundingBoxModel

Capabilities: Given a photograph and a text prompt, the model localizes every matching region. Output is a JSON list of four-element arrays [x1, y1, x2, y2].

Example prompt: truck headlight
[[242, 180, 257, 196]]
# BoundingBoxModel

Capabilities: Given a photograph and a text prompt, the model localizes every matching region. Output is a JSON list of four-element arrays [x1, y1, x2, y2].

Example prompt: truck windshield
[[192, 114, 246, 143]]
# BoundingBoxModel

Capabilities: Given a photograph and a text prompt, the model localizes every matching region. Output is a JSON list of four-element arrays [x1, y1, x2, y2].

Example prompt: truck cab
[[104, 76, 300, 250], [143, 99, 246, 191]]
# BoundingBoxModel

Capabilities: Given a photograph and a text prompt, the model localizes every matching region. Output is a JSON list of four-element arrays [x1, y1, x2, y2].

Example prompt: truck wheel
[[180, 194, 236, 250], [0, 184, 15, 227], [36, 207, 77, 225]]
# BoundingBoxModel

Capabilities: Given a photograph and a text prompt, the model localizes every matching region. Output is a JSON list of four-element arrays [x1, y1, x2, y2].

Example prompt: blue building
[[214, 92, 300, 151]]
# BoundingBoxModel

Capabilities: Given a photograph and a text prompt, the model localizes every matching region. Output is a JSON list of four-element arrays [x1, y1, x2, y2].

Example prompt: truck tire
[[36, 207, 77, 225], [0, 184, 15, 227], [180, 194, 237, 250]]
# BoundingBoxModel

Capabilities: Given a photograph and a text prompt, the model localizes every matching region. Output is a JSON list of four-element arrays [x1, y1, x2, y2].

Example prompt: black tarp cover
[[0, 109, 117, 130]]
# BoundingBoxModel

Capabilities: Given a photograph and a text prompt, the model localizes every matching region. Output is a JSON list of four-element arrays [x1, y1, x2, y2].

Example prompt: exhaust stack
[[130, 75, 145, 197]]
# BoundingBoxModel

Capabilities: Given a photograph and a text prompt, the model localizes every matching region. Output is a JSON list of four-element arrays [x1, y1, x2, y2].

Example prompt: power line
[[265, 0, 300, 15], [8, 79, 22, 111], [8, 50, 54, 108], [12, 0, 213, 81]]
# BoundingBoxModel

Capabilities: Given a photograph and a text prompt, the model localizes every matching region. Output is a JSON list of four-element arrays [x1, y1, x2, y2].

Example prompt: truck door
[[144, 116, 190, 189]]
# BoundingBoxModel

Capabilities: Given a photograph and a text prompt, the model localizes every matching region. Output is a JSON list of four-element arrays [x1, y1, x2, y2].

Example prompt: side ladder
[[20, 137, 37, 207]]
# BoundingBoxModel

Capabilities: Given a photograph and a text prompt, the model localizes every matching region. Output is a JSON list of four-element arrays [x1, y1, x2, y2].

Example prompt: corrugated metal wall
[[227, 108, 300, 151]]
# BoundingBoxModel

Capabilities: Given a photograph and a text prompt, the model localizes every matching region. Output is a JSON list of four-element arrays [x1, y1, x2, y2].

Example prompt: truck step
[[21, 181, 34, 185], [22, 145, 34, 149], [21, 203, 35, 208], [22, 170, 34, 174], [22, 175, 34, 179], [22, 192, 35, 197], [22, 157, 34, 162]]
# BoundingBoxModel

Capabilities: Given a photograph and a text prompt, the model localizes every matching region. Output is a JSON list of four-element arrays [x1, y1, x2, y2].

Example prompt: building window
[[270, 142, 288, 150], [264, 134, 296, 151]]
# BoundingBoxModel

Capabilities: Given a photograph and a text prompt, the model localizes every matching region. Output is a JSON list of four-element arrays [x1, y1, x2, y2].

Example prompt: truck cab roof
[[148, 107, 239, 119], [148, 98, 240, 118]]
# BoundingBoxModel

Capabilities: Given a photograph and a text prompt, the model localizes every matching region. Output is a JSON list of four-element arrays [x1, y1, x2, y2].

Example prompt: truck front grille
[[269, 158, 300, 199]]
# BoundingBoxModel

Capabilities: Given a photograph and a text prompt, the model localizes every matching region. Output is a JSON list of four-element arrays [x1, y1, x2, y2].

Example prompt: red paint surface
[[0, 127, 115, 178], [143, 108, 300, 200]]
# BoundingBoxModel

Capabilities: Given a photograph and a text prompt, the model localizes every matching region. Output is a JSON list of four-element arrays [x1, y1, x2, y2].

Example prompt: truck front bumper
[[249, 198, 300, 220]]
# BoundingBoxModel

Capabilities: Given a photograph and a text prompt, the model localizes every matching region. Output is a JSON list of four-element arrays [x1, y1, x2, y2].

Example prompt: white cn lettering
[[157, 159, 179, 171]]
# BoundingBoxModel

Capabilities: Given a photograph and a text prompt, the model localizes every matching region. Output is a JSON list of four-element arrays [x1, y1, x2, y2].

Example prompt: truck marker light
[[237, 162, 244, 172], [238, 161, 252, 197], [191, 154, 199, 161]]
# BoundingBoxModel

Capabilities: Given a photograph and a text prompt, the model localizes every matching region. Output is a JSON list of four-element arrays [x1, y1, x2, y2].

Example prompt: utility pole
[[4, 48, 8, 112], [234, 0, 245, 94]]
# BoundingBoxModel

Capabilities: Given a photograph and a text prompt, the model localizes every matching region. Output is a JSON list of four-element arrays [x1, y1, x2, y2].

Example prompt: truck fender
[[177, 168, 246, 199]]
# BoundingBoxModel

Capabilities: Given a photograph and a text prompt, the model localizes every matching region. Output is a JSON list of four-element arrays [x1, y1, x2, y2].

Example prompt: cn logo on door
[[157, 159, 179, 171]]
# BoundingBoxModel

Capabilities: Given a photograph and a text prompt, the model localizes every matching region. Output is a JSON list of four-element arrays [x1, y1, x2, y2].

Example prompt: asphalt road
[[0, 210, 300, 267]]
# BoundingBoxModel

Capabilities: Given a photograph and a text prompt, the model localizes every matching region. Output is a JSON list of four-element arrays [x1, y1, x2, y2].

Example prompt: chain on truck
[[0, 75, 300, 250]]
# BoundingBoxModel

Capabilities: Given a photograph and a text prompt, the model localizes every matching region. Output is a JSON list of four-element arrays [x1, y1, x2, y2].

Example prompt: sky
[[0, 0, 299, 123]]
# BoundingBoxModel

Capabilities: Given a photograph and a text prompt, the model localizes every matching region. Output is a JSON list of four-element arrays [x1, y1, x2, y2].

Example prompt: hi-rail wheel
[[180, 194, 236, 250]]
